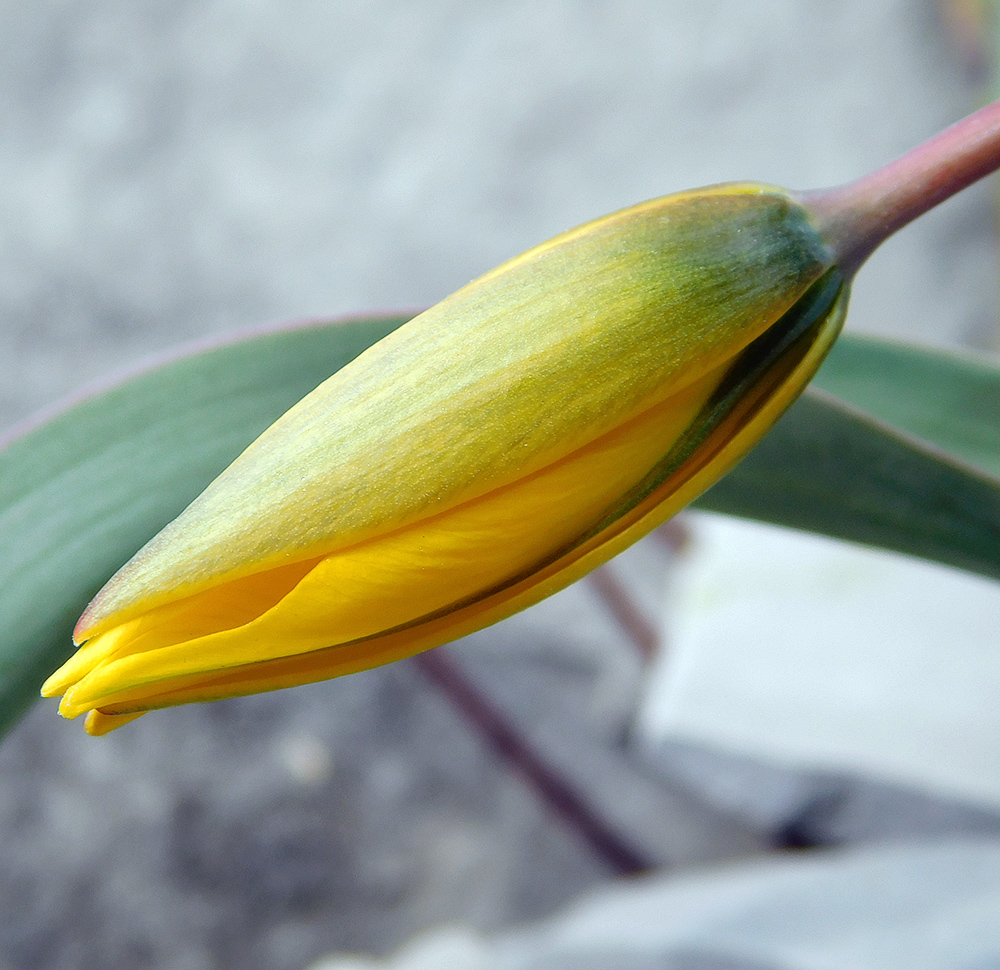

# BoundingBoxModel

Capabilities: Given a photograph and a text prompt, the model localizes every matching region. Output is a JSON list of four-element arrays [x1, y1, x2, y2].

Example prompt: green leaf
[[3, 319, 1000, 739], [695, 389, 1000, 578], [812, 333, 1000, 476], [697, 333, 1000, 571]]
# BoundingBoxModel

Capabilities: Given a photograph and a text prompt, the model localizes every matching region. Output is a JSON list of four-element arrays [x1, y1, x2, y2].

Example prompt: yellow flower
[[43, 183, 848, 734]]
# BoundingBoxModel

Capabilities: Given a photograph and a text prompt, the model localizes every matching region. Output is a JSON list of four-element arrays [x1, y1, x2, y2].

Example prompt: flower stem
[[587, 566, 659, 661], [413, 648, 652, 876], [798, 98, 1000, 275]]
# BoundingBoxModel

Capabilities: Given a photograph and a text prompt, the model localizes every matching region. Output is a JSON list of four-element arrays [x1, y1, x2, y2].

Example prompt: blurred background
[[2, 1, 1000, 969]]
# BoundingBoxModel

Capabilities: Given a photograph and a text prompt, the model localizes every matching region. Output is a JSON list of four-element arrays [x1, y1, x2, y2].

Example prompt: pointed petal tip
[[85, 709, 144, 736], [74, 601, 100, 645], [41, 667, 76, 699], [57, 692, 84, 719]]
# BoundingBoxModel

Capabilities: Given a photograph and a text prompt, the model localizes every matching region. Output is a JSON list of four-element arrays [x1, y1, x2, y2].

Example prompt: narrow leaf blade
[[813, 333, 1000, 477], [695, 388, 1000, 580]]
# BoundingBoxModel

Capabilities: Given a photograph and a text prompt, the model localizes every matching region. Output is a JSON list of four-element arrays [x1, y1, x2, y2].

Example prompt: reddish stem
[[799, 98, 1000, 275], [587, 566, 660, 662], [413, 649, 651, 876]]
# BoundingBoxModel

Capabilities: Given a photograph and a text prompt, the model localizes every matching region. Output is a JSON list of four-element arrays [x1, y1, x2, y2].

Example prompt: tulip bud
[[43, 183, 847, 734]]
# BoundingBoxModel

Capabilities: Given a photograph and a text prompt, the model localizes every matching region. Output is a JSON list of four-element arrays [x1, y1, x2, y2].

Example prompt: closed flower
[[43, 183, 848, 734]]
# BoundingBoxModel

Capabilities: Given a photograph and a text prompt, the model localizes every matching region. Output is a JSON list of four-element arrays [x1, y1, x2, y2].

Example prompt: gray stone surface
[[309, 839, 1000, 970], [0, 2, 997, 969]]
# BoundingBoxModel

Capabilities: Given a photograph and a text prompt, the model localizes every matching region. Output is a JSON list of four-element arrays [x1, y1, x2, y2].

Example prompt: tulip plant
[[5, 100, 1000, 738]]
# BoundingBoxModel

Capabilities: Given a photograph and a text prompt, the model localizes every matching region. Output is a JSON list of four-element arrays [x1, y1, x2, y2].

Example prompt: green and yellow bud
[[43, 183, 848, 734]]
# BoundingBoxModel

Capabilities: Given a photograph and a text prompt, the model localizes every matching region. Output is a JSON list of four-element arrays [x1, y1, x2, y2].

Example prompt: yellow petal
[[46, 184, 850, 732], [57, 360, 728, 714], [76, 186, 833, 643], [55, 273, 848, 725]]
